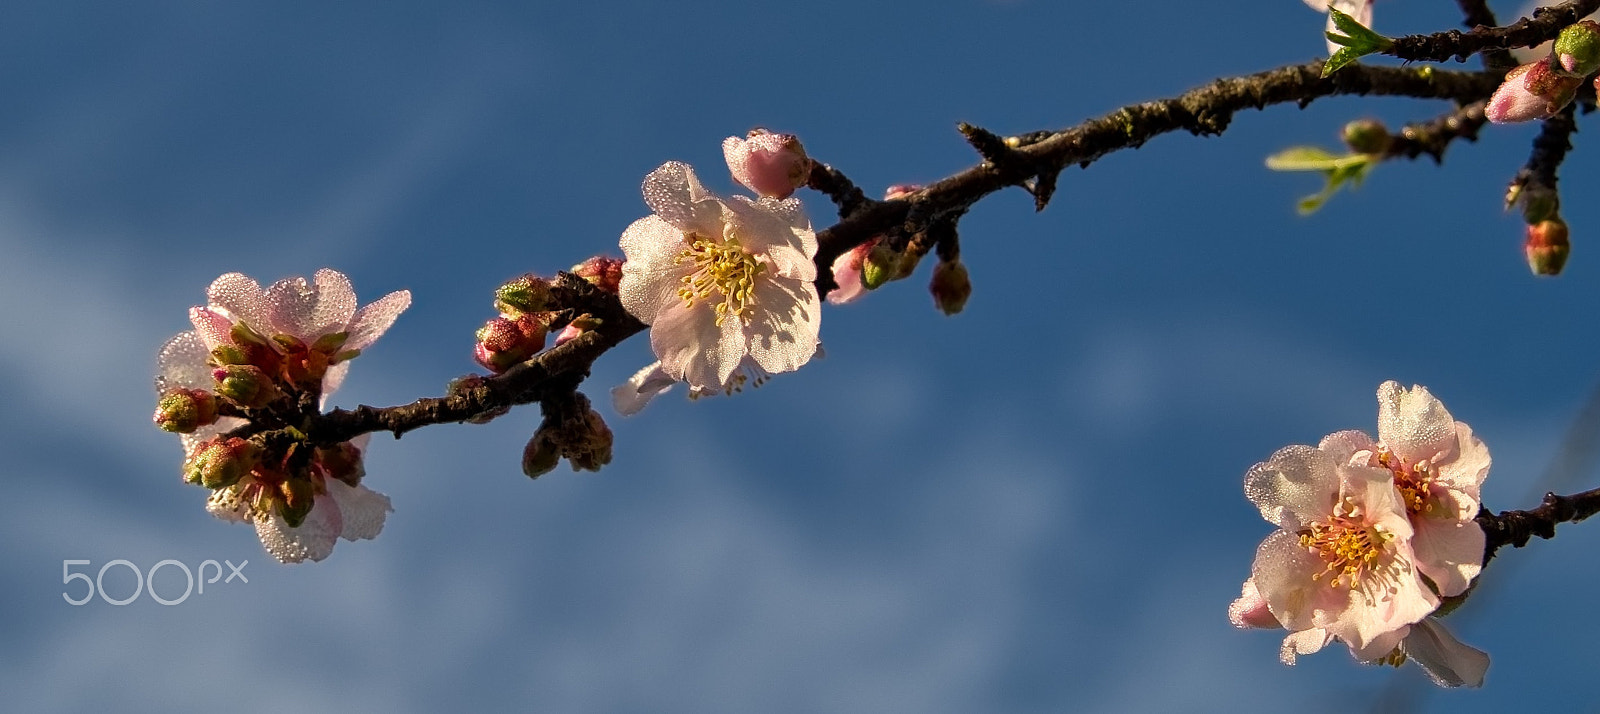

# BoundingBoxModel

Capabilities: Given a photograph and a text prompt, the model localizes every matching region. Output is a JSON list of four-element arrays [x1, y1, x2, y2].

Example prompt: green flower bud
[[1554, 21, 1600, 77], [213, 364, 282, 409], [184, 437, 260, 490], [154, 388, 220, 433], [1341, 118, 1391, 155], [276, 476, 316, 528], [494, 274, 553, 317], [1525, 218, 1571, 276]]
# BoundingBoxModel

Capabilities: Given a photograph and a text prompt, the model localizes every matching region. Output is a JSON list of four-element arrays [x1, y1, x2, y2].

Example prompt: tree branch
[[1478, 486, 1600, 563], [1453, 0, 1518, 71], [1387, 0, 1600, 64], [1380, 100, 1488, 163], [813, 62, 1503, 291]]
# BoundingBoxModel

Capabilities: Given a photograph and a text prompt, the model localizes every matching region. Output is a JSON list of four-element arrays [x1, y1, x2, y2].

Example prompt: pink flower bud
[[522, 428, 562, 478], [827, 239, 877, 305], [1487, 59, 1582, 124], [184, 437, 261, 490], [474, 313, 550, 373], [883, 184, 921, 201], [153, 388, 220, 433], [722, 129, 810, 199], [570, 256, 624, 293], [1525, 218, 1571, 276], [929, 259, 972, 316]]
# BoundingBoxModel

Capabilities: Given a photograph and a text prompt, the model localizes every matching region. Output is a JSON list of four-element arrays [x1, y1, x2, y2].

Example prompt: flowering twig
[[1386, 0, 1600, 63], [1477, 486, 1600, 563], [231, 63, 1509, 442], [813, 62, 1502, 291]]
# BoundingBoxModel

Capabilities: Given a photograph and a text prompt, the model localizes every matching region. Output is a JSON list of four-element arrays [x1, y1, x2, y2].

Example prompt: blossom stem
[[1380, 100, 1489, 164], [1477, 486, 1600, 563]]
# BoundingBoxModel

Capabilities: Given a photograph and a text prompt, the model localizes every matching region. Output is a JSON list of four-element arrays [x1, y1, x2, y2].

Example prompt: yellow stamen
[[673, 235, 765, 326]]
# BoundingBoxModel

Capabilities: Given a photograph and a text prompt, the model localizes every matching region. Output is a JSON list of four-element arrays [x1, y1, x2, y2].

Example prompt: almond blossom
[[1242, 443, 1439, 665], [618, 161, 820, 391], [1320, 381, 1490, 598], [155, 269, 409, 563], [1304, 0, 1374, 55]]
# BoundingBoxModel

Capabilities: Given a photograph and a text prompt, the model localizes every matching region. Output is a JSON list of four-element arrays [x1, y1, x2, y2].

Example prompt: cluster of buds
[[1486, 21, 1600, 124], [522, 393, 614, 477], [475, 273, 559, 373], [153, 388, 220, 433], [829, 185, 924, 305]]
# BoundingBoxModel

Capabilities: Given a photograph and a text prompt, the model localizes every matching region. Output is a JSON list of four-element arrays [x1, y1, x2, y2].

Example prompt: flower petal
[[743, 277, 820, 377], [1410, 518, 1484, 597], [1245, 445, 1340, 530], [1229, 578, 1281, 630], [611, 361, 678, 416], [255, 500, 342, 563], [1402, 618, 1489, 688], [327, 479, 392, 542], [619, 215, 693, 325], [1377, 381, 1459, 466], [263, 270, 356, 341], [345, 289, 412, 351], [1253, 529, 1349, 633], [726, 195, 816, 281], [207, 272, 274, 337], [156, 331, 215, 392], [642, 161, 724, 235], [1279, 628, 1332, 665], [651, 299, 739, 390]]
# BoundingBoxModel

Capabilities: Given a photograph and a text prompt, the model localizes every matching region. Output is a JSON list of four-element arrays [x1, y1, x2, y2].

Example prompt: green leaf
[[1285, 153, 1374, 215], [1321, 46, 1367, 77], [1320, 6, 1393, 76], [1266, 146, 1342, 171]]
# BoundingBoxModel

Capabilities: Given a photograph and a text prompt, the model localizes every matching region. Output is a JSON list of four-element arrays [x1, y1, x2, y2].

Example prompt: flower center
[[1298, 497, 1395, 591], [675, 235, 765, 326], [1375, 448, 1433, 516]]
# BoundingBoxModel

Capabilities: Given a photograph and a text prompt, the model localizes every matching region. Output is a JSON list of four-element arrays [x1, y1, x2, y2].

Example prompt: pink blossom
[[156, 269, 408, 563], [206, 435, 393, 563], [722, 129, 810, 199], [618, 161, 820, 391], [1486, 58, 1582, 123], [609, 358, 772, 416], [1244, 443, 1438, 662], [1304, 0, 1374, 55], [1320, 382, 1489, 597], [827, 239, 876, 305]]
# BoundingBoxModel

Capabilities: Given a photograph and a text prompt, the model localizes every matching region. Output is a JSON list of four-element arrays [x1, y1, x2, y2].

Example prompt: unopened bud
[[1487, 58, 1582, 123], [1525, 218, 1571, 276], [521, 429, 561, 478], [570, 256, 625, 293], [1554, 21, 1600, 76], [861, 242, 901, 290], [929, 260, 972, 315], [184, 437, 260, 490], [276, 476, 316, 528], [494, 274, 553, 317], [723, 129, 810, 199], [474, 313, 550, 373], [154, 388, 220, 433], [566, 408, 614, 472], [1341, 119, 1391, 155], [208, 344, 250, 366], [213, 364, 281, 409], [883, 184, 922, 201], [315, 441, 366, 487]]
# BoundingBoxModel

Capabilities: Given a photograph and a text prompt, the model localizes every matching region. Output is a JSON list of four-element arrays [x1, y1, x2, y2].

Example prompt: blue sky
[[3, 1, 1599, 711]]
